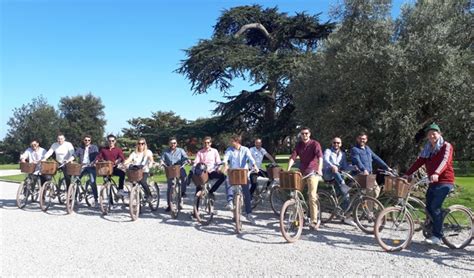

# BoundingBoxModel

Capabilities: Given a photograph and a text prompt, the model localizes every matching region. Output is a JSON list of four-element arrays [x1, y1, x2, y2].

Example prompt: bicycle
[[318, 170, 385, 234], [16, 162, 42, 209], [128, 168, 160, 221], [192, 162, 224, 226], [279, 171, 322, 243], [165, 163, 187, 219], [39, 161, 68, 212], [374, 176, 473, 251], [250, 164, 281, 210], [65, 163, 96, 214], [228, 168, 252, 234], [97, 161, 125, 215]]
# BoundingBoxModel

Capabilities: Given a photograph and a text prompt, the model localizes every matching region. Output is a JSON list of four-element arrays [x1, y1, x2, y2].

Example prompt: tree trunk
[[262, 86, 277, 155]]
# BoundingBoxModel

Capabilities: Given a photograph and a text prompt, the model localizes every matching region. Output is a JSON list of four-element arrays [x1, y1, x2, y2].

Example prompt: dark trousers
[[139, 172, 152, 197], [60, 167, 72, 189], [113, 167, 126, 190], [80, 166, 98, 200], [191, 170, 226, 194], [426, 183, 453, 238], [249, 169, 268, 195]]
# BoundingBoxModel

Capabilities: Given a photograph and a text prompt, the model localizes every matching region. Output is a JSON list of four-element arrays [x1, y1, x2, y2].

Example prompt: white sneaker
[[343, 217, 357, 227], [225, 201, 234, 210], [244, 213, 256, 225], [424, 236, 442, 245]]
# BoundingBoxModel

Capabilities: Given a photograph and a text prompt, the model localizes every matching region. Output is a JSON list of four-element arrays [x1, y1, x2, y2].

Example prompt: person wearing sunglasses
[[123, 138, 154, 201], [67, 135, 99, 204], [20, 138, 50, 185], [323, 137, 355, 226], [161, 137, 191, 212], [287, 127, 323, 230], [95, 134, 126, 195], [42, 133, 75, 188]]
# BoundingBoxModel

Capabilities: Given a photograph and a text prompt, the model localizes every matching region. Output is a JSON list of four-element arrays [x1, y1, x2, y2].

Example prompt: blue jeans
[[227, 179, 252, 214], [80, 166, 98, 200], [166, 168, 187, 207], [323, 169, 350, 211], [426, 183, 453, 238]]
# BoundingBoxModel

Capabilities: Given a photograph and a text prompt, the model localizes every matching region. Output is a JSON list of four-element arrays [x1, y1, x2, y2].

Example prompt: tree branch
[[234, 23, 272, 40]]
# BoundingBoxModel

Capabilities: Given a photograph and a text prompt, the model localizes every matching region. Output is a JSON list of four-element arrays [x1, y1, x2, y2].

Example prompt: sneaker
[[424, 236, 442, 245], [117, 189, 128, 198], [244, 213, 256, 225], [343, 217, 357, 227], [165, 206, 171, 212], [225, 201, 234, 210], [309, 221, 320, 231], [179, 198, 184, 210]]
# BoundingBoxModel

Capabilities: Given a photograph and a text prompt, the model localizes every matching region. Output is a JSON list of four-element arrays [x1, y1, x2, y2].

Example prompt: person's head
[[230, 134, 242, 148], [254, 138, 262, 148], [425, 123, 442, 146], [300, 127, 311, 142], [107, 134, 116, 147], [83, 135, 92, 147], [135, 138, 147, 153], [202, 136, 212, 150], [169, 137, 178, 150], [331, 137, 342, 150], [30, 139, 40, 150], [356, 132, 368, 147], [57, 133, 65, 144]]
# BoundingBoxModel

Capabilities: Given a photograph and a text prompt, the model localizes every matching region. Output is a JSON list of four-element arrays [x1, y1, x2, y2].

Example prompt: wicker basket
[[20, 162, 36, 174], [228, 169, 249, 185], [395, 178, 411, 198], [355, 174, 376, 189], [126, 168, 144, 182], [384, 176, 396, 194], [192, 172, 209, 186], [266, 165, 282, 180], [65, 163, 82, 176], [40, 161, 58, 175], [96, 161, 113, 176], [279, 171, 304, 191], [165, 165, 181, 179]]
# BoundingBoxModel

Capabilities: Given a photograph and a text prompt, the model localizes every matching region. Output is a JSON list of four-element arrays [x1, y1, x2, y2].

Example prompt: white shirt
[[250, 146, 268, 169], [44, 142, 75, 163], [20, 147, 47, 173], [128, 150, 153, 173]]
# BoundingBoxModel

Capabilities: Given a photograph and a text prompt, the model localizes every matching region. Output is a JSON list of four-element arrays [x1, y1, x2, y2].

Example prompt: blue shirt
[[350, 145, 389, 174], [323, 147, 349, 171], [162, 147, 188, 166], [224, 146, 256, 169]]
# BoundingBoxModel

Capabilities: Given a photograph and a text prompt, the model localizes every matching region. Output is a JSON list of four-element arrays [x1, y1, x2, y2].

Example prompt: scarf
[[420, 136, 444, 158]]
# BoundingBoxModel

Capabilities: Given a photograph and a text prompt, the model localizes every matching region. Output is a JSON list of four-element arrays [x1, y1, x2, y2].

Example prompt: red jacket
[[406, 142, 455, 185]]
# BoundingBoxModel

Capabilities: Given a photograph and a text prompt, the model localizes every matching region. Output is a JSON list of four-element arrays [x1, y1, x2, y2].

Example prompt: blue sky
[[1, 0, 406, 140]]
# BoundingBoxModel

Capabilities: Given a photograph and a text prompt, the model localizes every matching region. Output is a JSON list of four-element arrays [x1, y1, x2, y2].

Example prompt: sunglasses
[[108, 140, 115, 143], [204, 141, 211, 144], [170, 142, 177, 145], [333, 142, 341, 144], [301, 132, 310, 135], [138, 142, 146, 145], [84, 139, 91, 142]]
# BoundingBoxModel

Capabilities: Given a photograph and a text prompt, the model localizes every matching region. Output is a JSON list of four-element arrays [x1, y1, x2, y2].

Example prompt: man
[[95, 134, 126, 195], [350, 132, 391, 197], [249, 138, 276, 196], [68, 135, 99, 204], [161, 137, 190, 212], [42, 133, 75, 188], [323, 137, 355, 226], [287, 127, 323, 230], [189, 136, 226, 198], [222, 134, 259, 224], [20, 138, 50, 184]]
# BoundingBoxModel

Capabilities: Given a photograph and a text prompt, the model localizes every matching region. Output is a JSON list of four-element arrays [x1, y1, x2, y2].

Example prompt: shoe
[[165, 206, 171, 212], [117, 189, 128, 198], [179, 198, 184, 210], [309, 222, 319, 231], [225, 201, 234, 210], [424, 236, 442, 245], [244, 213, 256, 225], [343, 217, 357, 227]]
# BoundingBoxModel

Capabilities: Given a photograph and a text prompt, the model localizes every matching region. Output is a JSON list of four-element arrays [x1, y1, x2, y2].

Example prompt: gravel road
[[1, 180, 472, 276]]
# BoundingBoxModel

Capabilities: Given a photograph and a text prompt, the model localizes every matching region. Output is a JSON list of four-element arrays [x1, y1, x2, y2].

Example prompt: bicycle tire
[[270, 185, 288, 216], [129, 185, 140, 221], [99, 184, 110, 215], [280, 199, 304, 243], [170, 179, 180, 219], [31, 178, 41, 202], [16, 179, 30, 209], [66, 183, 77, 214], [318, 191, 337, 224], [193, 190, 214, 226], [374, 206, 414, 252], [442, 205, 473, 249], [234, 194, 242, 234], [148, 182, 160, 212], [407, 196, 426, 232], [353, 195, 384, 234], [39, 181, 55, 212]]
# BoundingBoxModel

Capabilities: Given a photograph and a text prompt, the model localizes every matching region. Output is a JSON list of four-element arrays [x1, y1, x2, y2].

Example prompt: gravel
[[1, 180, 472, 276]]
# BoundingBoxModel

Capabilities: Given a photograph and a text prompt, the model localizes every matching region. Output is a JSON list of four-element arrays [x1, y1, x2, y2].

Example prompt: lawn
[[0, 164, 19, 170]]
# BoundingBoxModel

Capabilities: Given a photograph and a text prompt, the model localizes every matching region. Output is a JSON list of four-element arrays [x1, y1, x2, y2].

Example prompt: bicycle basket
[[40, 161, 57, 175], [20, 162, 36, 174], [384, 176, 396, 194], [165, 165, 181, 179], [191, 172, 209, 186], [228, 169, 248, 185], [279, 171, 303, 191], [65, 163, 82, 176], [355, 174, 376, 189], [266, 165, 282, 180], [96, 161, 113, 176], [394, 178, 411, 198], [126, 168, 144, 182]]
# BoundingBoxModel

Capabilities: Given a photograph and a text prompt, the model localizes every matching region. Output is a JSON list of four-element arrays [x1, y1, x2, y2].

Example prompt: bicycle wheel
[[353, 196, 384, 234], [280, 199, 304, 243], [84, 181, 95, 207], [66, 182, 77, 214], [57, 178, 67, 205], [234, 194, 242, 234], [270, 185, 289, 216], [318, 191, 337, 224], [442, 205, 473, 249], [251, 185, 265, 209], [31, 178, 41, 202], [194, 190, 214, 226], [374, 206, 414, 252], [148, 182, 160, 211], [40, 181, 55, 212], [16, 179, 31, 209], [99, 184, 110, 215], [170, 179, 180, 219], [406, 197, 426, 232], [129, 185, 140, 221]]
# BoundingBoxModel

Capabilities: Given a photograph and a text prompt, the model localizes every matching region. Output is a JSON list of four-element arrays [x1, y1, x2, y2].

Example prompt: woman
[[404, 123, 455, 245], [124, 138, 154, 199]]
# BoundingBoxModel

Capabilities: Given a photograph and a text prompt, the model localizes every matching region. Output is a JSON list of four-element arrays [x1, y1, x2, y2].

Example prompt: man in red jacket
[[404, 123, 455, 245]]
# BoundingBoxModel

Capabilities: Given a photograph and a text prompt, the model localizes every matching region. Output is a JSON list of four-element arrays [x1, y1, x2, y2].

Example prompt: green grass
[[0, 164, 19, 170], [446, 177, 474, 211]]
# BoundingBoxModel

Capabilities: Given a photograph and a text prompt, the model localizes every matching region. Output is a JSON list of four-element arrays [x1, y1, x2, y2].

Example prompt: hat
[[424, 123, 441, 133]]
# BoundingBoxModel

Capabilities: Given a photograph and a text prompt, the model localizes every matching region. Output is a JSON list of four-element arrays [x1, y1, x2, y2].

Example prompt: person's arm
[[123, 152, 134, 166], [350, 147, 366, 172], [20, 149, 29, 163], [433, 143, 453, 177], [180, 148, 190, 164], [287, 147, 298, 171], [323, 149, 334, 167], [316, 143, 323, 175], [116, 149, 125, 164], [340, 152, 349, 171], [246, 148, 258, 172], [222, 149, 230, 173], [147, 150, 155, 167], [42, 144, 55, 161], [95, 148, 103, 162], [66, 143, 75, 162], [369, 147, 390, 170], [405, 157, 426, 177], [193, 151, 201, 166], [261, 148, 276, 164]]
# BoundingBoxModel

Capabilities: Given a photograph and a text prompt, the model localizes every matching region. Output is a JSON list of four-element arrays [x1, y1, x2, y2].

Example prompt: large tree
[[176, 5, 334, 154], [58, 93, 106, 146]]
